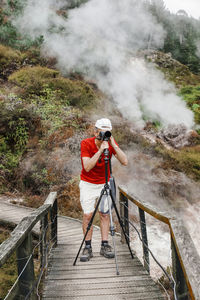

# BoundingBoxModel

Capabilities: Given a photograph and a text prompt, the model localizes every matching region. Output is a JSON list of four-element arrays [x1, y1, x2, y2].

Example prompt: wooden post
[[171, 236, 188, 300], [43, 213, 48, 266], [139, 208, 150, 274], [51, 198, 58, 247], [119, 192, 129, 244], [39, 219, 43, 268], [46, 210, 51, 256], [16, 233, 36, 300], [40, 213, 48, 268]]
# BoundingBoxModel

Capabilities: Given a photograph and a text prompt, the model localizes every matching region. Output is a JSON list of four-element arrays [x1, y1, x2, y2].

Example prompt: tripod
[[73, 148, 134, 274]]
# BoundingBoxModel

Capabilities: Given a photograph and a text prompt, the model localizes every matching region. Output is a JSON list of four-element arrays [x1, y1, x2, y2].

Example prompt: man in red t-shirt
[[79, 118, 128, 262]]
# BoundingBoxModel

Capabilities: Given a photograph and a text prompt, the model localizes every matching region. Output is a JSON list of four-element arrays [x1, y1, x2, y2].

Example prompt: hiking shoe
[[80, 246, 93, 262], [100, 243, 115, 258]]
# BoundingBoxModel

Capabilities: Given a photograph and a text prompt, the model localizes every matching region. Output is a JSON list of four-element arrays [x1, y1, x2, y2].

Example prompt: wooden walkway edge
[[0, 199, 166, 300]]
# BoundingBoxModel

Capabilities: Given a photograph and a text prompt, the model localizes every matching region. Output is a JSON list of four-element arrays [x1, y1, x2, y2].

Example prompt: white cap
[[95, 118, 112, 130]]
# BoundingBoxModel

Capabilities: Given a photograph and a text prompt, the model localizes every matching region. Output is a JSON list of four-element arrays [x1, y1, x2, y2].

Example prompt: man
[[79, 118, 128, 262]]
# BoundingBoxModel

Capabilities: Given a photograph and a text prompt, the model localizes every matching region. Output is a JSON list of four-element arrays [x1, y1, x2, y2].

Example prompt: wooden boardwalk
[[0, 198, 166, 300]]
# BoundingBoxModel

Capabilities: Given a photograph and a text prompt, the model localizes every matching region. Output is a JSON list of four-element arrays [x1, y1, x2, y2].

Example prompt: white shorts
[[79, 180, 111, 214]]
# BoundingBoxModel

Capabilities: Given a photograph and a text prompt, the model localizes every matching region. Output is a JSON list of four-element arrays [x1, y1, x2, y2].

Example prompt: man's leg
[[82, 212, 93, 240], [79, 180, 97, 262], [99, 212, 109, 240], [99, 212, 115, 258], [80, 212, 94, 262]]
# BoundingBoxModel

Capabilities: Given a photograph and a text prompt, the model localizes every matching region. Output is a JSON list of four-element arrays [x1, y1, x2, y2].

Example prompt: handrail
[[0, 191, 57, 299], [0, 205, 49, 266], [119, 185, 200, 300]]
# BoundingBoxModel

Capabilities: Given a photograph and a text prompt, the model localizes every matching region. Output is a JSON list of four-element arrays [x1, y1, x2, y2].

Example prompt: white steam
[[14, 0, 194, 128]]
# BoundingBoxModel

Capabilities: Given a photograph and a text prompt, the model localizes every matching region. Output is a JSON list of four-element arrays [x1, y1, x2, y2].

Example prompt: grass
[[0, 227, 18, 299], [154, 144, 200, 181], [8, 66, 97, 108], [0, 226, 43, 299], [179, 85, 200, 125], [0, 44, 22, 79]]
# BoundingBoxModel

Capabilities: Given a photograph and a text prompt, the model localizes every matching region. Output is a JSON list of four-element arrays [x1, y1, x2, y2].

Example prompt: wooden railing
[[119, 186, 200, 300], [0, 192, 57, 300]]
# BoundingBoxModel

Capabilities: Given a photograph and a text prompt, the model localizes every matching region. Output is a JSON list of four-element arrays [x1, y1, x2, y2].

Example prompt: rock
[[157, 124, 193, 148]]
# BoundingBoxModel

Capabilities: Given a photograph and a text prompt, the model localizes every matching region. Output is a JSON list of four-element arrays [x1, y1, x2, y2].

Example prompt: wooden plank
[[48, 260, 141, 269], [42, 293, 165, 300], [48, 264, 144, 273], [44, 192, 57, 206], [47, 270, 148, 280], [49, 253, 135, 260], [43, 275, 153, 285], [43, 285, 162, 297], [48, 259, 138, 268], [50, 246, 133, 253], [47, 268, 148, 277], [43, 279, 157, 291]]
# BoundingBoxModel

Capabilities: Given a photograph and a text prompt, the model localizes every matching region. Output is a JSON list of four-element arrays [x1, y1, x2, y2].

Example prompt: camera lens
[[99, 131, 111, 141], [104, 131, 111, 138]]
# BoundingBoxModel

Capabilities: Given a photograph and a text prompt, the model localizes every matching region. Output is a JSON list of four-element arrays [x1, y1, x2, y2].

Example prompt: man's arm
[[110, 136, 128, 166], [82, 141, 108, 172]]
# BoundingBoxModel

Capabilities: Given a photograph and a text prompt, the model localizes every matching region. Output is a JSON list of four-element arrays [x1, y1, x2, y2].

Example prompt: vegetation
[[0, 227, 17, 299], [0, 1, 43, 50], [0, 44, 22, 79], [0, 97, 39, 193], [2, 0, 200, 74], [179, 86, 200, 125], [8, 66, 97, 107], [0, 226, 41, 299], [148, 0, 200, 74], [154, 144, 200, 181], [0, 44, 49, 81], [148, 50, 200, 88]]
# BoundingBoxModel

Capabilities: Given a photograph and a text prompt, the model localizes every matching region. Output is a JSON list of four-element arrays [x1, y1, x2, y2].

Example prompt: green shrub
[[155, 145, 200, 181], [179, 86, 200, 124], [48, 77, 97, 107], [0, 43, 49, 81], [8, 66, 59, 94], [0, 44, 23, 79], [0, 228, 18, 299], [0, 3, 43, 50], [0, 99, 38, 179], [8, 66, 97, 107], [171, 147, 200, 180]]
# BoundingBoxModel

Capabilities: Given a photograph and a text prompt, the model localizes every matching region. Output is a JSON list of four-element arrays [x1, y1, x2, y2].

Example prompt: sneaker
[[80, 246, 93, 262], [100, 243, 115, 258]]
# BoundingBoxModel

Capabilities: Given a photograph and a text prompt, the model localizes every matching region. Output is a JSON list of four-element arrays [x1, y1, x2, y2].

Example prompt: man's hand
[[99, 141, 109, 153], [109, 135, 128, 166], [82, 141, 108, 172], [109, 136, 117, 148]]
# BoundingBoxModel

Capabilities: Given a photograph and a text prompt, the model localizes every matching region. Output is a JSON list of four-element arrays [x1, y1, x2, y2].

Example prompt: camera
[[99, 130, 111, 141]]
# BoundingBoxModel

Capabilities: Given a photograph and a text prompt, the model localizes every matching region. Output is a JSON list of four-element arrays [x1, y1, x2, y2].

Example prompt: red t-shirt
[[80, 137, 117, 184]]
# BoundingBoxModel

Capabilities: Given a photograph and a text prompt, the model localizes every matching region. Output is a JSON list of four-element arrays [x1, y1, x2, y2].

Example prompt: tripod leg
[[107, 194, 120, 275], [73, 189, 105, 266], [109, 191, 134, 259]]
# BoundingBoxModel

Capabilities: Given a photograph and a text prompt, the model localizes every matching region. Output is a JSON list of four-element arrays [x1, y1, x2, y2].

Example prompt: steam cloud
[[14, 0, 194, 128]]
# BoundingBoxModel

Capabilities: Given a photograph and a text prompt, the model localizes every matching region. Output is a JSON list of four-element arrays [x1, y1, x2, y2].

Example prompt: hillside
[[0, 44, 200, 212]]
